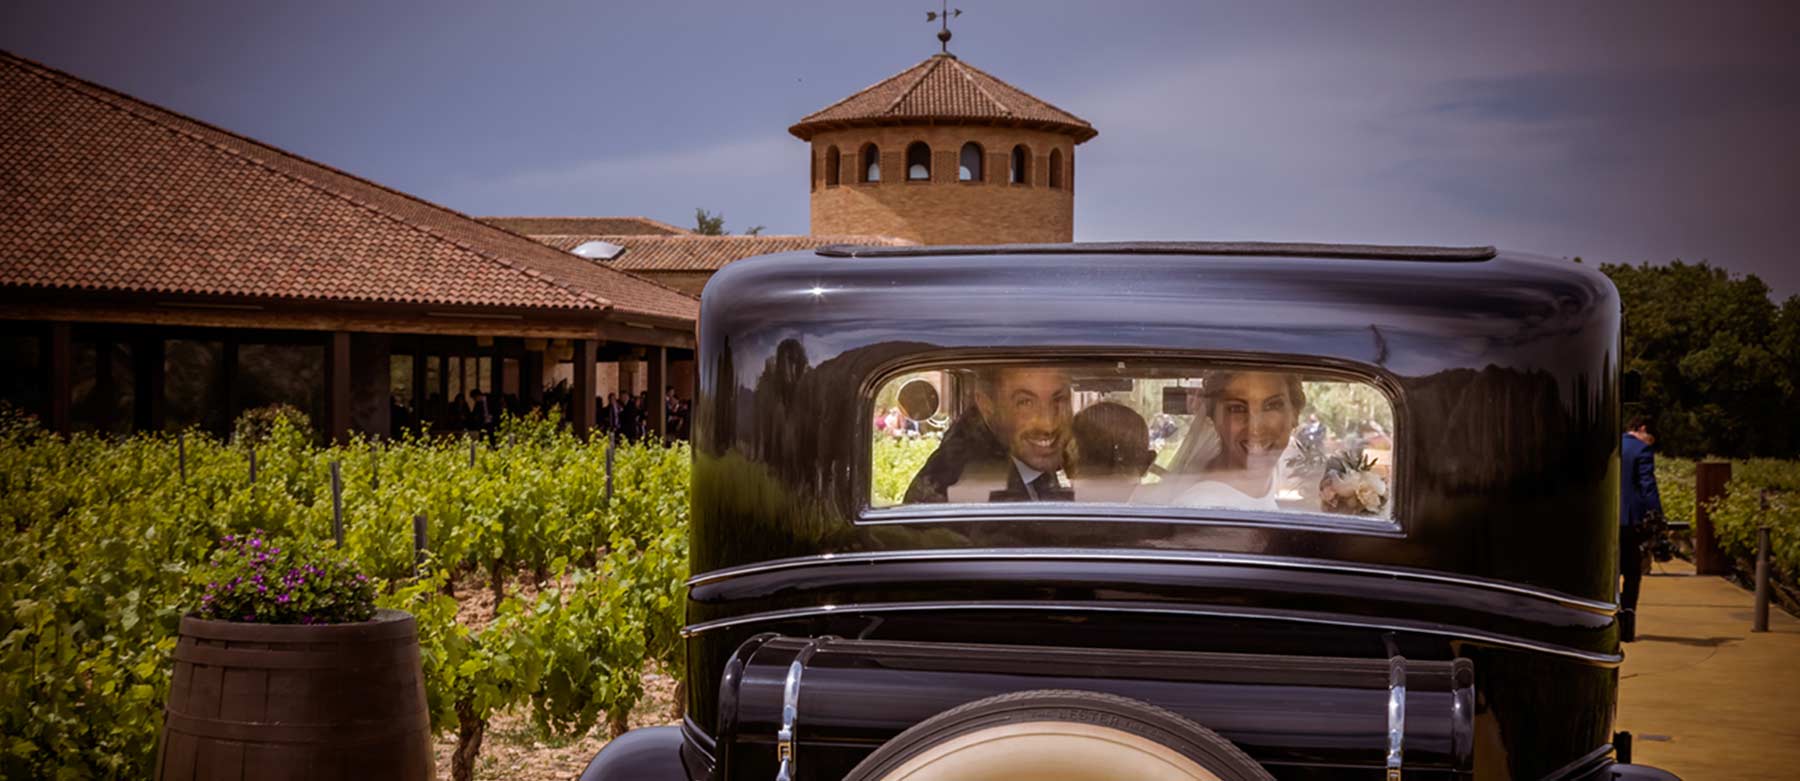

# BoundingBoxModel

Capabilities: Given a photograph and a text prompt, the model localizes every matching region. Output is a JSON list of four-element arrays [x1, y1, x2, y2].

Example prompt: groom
[[904, 366, 1074, 503]]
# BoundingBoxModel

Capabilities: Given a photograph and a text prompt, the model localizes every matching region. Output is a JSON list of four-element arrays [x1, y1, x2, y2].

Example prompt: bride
[[1137, 370, 1304, 511]]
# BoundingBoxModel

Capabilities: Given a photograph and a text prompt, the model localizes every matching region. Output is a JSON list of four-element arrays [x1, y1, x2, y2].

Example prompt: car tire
[[841, 689, 1275, 781]]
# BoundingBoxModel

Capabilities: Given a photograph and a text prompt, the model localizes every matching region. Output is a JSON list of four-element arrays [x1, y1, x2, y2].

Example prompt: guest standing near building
[[1619, 415, 1663, 628]]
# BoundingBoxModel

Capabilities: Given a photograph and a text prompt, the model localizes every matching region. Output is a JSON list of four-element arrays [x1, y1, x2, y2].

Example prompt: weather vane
[[927, 1, 962, 55]]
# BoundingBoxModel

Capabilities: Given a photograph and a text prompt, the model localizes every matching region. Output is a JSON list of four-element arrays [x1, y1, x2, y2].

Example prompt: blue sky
[[5, 1, 1798, 295]]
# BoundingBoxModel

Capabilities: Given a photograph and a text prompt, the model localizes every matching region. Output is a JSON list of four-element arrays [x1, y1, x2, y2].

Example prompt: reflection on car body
[[582, 242, 1679, 781]]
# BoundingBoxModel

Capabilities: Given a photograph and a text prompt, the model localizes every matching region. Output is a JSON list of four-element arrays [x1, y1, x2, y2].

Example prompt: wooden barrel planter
[[155, 609, 434, 781]]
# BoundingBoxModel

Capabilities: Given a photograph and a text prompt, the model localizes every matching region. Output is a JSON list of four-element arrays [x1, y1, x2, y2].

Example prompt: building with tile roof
[[793, 53, 1097, 245], [492, 52, 1096, 292], [530, 234, 915, 295], [0, 50, 696, 440]]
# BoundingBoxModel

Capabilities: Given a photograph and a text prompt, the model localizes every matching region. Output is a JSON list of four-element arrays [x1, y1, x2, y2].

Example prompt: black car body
[[584, 243, 1678, 780]]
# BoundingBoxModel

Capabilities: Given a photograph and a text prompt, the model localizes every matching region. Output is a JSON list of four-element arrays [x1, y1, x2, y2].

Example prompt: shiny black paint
[[668, 248, 1642, 779], [578, 725, 687, 781]]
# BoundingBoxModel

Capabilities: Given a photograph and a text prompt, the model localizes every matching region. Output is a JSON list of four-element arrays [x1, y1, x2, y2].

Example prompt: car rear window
[[869, 361, 1395, 520]]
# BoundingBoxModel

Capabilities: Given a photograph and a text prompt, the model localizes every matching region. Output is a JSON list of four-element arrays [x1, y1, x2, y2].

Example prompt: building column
[[47, 322, 71, 436], [411, 347, 427, 420], [94, 337, 116, 433], [647, 345, 666, 440], [349, 333, 390, 439], [571, 338, 596, 439], [133, 335, 165, 432], [489, 339, 505, 401], [522, 349, 544, 406], [325, 331, 351, 443]]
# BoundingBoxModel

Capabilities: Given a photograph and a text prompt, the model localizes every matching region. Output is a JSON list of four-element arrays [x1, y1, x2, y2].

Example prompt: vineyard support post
[[414, 514, 428, 577], [177, 432, 187, 485], [330, 460, 345, 548], [468, 438, 477, 468], [370, 443, 379, 491], [1694, 462, 1730, 576], [606, 431, 616, 504], [248, 446, 257, 484]]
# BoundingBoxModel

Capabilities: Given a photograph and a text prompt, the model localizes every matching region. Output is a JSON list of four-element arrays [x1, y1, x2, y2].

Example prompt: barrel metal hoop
[[775, 636, 833, 781], [1386, 652, 1407, 780], [160, 710, 429, 745]]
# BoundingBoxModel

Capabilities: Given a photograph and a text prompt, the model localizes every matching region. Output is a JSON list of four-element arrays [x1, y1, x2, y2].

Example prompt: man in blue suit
[[1620, 416, 1663, 620]]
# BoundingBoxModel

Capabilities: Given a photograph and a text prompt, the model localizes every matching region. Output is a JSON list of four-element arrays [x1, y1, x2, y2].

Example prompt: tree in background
[[1603, 260, 1800, 458], [692, 208, 764, 237]]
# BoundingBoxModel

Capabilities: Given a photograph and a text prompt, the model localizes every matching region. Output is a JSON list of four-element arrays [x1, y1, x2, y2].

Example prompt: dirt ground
[[429, 573, 681, 781]]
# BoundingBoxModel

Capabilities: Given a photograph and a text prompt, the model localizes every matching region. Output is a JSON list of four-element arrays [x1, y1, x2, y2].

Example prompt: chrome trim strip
[[1387, 653, 1406, 780], [773, 637, 829, 781], [686, 548, 1618, 614], [680, 600, 1624, 665]]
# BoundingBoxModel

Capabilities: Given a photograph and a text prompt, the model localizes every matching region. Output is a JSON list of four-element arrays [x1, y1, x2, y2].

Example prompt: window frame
[[959, 141, 985, 183], [855, 352, 1407, 537], [906, 141, 932, 182], [1009, 144, 1031, 185], [861, 143, 881, 184]]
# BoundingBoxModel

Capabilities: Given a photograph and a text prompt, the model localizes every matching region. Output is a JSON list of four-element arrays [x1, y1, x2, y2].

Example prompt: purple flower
[[250, 539, 260, 549]]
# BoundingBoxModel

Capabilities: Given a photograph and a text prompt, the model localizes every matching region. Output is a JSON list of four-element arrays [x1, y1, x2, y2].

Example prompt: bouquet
[[1319, 448, 1388, 515]]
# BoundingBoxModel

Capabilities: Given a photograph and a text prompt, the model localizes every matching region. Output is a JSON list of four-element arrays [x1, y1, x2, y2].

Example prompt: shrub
[[232, 404, 312, 446], [194, 531, 376, 624]]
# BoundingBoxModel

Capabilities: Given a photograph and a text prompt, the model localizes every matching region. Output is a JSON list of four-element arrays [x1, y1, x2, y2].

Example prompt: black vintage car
[[584, 243, 1679, 781]]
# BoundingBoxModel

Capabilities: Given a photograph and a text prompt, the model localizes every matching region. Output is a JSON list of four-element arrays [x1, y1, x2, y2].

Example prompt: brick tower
[[790, 54, 1097, 245]]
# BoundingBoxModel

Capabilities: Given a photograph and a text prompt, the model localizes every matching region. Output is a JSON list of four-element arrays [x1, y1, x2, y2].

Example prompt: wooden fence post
[[329, 460, 344, 548], [413, 514, 429, 577], [1694, 462, 1731, 576]]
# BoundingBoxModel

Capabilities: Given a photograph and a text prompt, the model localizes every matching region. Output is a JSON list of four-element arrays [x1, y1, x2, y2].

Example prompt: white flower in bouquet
[[1319, 448, 1386, 515]]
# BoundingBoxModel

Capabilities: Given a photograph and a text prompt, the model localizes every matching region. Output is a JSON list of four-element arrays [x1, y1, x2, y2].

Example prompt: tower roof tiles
[[789, 54, 1096, 143]]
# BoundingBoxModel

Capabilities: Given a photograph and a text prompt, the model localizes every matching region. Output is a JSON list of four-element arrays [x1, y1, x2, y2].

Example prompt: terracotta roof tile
[[790, 55, 1095, 143], [481, 216, 690, 236], [531, 234, 915, 272], [0, 51, 698, 322]]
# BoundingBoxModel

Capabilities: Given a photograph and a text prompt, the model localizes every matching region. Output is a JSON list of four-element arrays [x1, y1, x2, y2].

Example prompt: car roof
[[815, 241, 1497, 262]]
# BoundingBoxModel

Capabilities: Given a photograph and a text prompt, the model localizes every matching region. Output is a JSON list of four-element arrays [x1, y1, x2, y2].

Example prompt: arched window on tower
[[1010, 144, 1031, 185], [1049, 148, 1064, 189], [825, 145, 841, 187], [959, 142, 984, 182], [861, 143, 881, 183], [906, 142, 932, 181]]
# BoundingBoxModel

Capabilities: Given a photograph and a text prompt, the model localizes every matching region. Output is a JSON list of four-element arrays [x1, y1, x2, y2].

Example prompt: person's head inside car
[[1153, 370, 1305, 510], [901, 365, 1074, 504], [974, 366, 1073, 475], [1202, 371, 1303, 479], [1069, 401, 1155, 503]]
